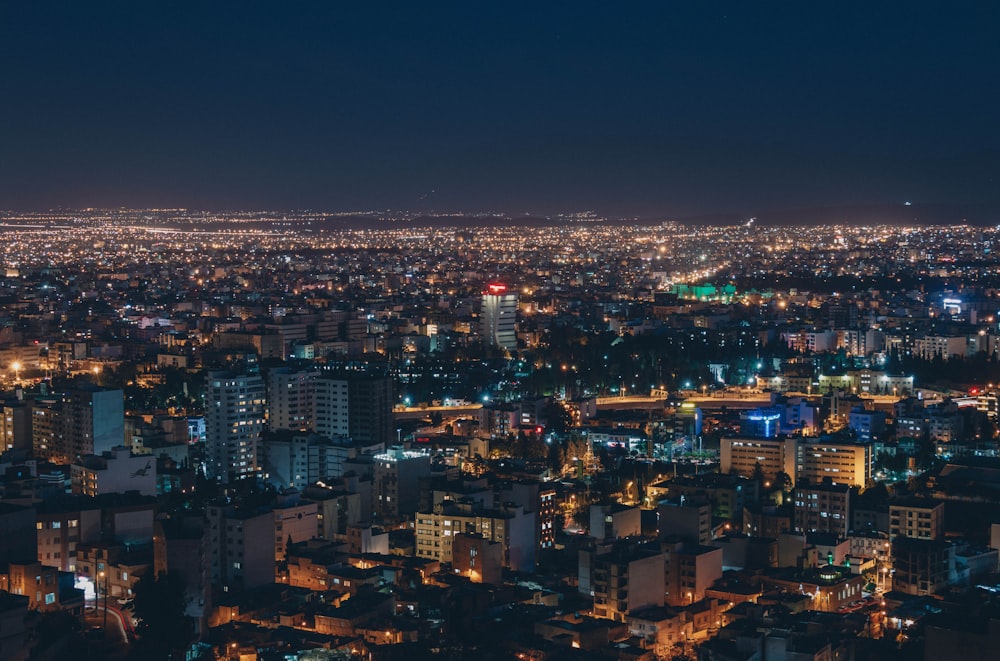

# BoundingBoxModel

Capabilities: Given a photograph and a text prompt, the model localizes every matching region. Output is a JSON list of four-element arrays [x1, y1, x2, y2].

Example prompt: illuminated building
[[539, 487, 557, 549], [35, 384, 126, 463], [757, 565, 866, 612], [590, 503, 641, 541], [498, 480, 557, 550], [817, 370, 913, 395], [313, 372, 393, 446], [913, 334, 968, 360], [673, 402, 702, 440], [36, 505, 98, 572], [0, 402, 31, 453], [662, 539, 723, 607], [587, 542, 665, 621], [889, 498, 945, 541], [848, 407, 887, 442], [31, 401, 60, 462], [627, 606, 688, 654], [415, 500, 536, 571], [481, 283, 517, 351], [266, 367, 318, 432], [2, 561, 61, 610], [452, 532, 503, 584], [205, 370, 265, 484], [372, 447, 431, 520], [796, 437, 873, 487], [70, 446, 156, 497], [655, 474, 755, 526], [793, 480, 851, 537], [720, 436, 796, 482], [739, 408, 782, 438]]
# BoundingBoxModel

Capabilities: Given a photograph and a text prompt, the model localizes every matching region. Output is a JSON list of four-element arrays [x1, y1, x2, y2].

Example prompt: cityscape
[[3, 3, 999, 661], [2, 210, 1000, 659]]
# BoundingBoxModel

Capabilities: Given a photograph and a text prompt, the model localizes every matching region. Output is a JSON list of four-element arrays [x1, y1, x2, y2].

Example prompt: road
[[84, 602, 132, 644]]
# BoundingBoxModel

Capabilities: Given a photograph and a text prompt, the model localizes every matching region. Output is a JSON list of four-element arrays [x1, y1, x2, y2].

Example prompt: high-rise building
[[311, 376, 349, 440], [266, 367, 318, 432], [796, 437, 873, 487], [720, 436, 796, 482], [205, 370, 266, 484], [0, 401, 31, 453], [31, 385, 125, 463], [481, 283, 518, 351], [415, 499, 536, 571], [373, 447, 431, 520], [345, 373, 392, 446], [205, 504, 274, 591], [62, 384, 126, 459], [889, 498, 945, 541], [31, 397, 61, 462], [793, 480, 851, 538], [313, 372, 392, 446], [585, 541, 665, 620], [262, 433, 383, 490]]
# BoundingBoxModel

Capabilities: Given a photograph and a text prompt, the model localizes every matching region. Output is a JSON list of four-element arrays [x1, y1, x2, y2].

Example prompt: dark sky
[[2, 2, 998, 218]]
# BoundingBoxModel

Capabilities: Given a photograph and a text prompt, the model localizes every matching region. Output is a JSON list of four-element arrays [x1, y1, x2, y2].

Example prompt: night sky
[[2, 2, 998, 219]]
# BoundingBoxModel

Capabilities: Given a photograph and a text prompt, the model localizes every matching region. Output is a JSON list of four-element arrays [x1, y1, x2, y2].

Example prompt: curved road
[[86, 603, 132, 644]]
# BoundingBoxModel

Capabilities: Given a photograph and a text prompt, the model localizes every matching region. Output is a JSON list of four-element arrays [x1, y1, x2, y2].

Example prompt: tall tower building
[[62, 385, 125, 458], [313, 372, 393, 446], [481, 283, 518, 351], [205, 370, 266, 484], [313, 376, 350, 441], [34, 384, 125, 463], [267, 367, 318, 432], [346, 373, 393, 446]]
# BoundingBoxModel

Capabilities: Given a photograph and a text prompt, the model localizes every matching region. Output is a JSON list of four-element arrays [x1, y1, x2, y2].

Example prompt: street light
[[98, 570, 109, 632], [11, 361, 20, 385]]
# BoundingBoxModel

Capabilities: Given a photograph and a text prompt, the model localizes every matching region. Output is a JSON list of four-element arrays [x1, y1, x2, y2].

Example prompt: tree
[[129, 571, 193, 661], [541, 401, 572, 435], [561, 436, 590, 475]]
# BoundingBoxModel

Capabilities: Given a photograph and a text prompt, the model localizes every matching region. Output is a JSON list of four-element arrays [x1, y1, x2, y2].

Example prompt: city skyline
[[5, 3, 1000, 659], [1, 208, 1000, 658]]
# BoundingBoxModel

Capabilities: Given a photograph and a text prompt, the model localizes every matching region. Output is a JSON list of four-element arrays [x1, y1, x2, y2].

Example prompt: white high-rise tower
[[481, 283, 518, 351]]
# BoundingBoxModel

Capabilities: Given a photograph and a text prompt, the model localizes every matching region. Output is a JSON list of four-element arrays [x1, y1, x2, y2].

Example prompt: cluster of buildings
[[2, 212, 1000, 659]]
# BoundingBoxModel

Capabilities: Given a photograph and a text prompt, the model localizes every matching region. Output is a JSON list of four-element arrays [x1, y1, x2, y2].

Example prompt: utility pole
[[100, 570, 109, 632]]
